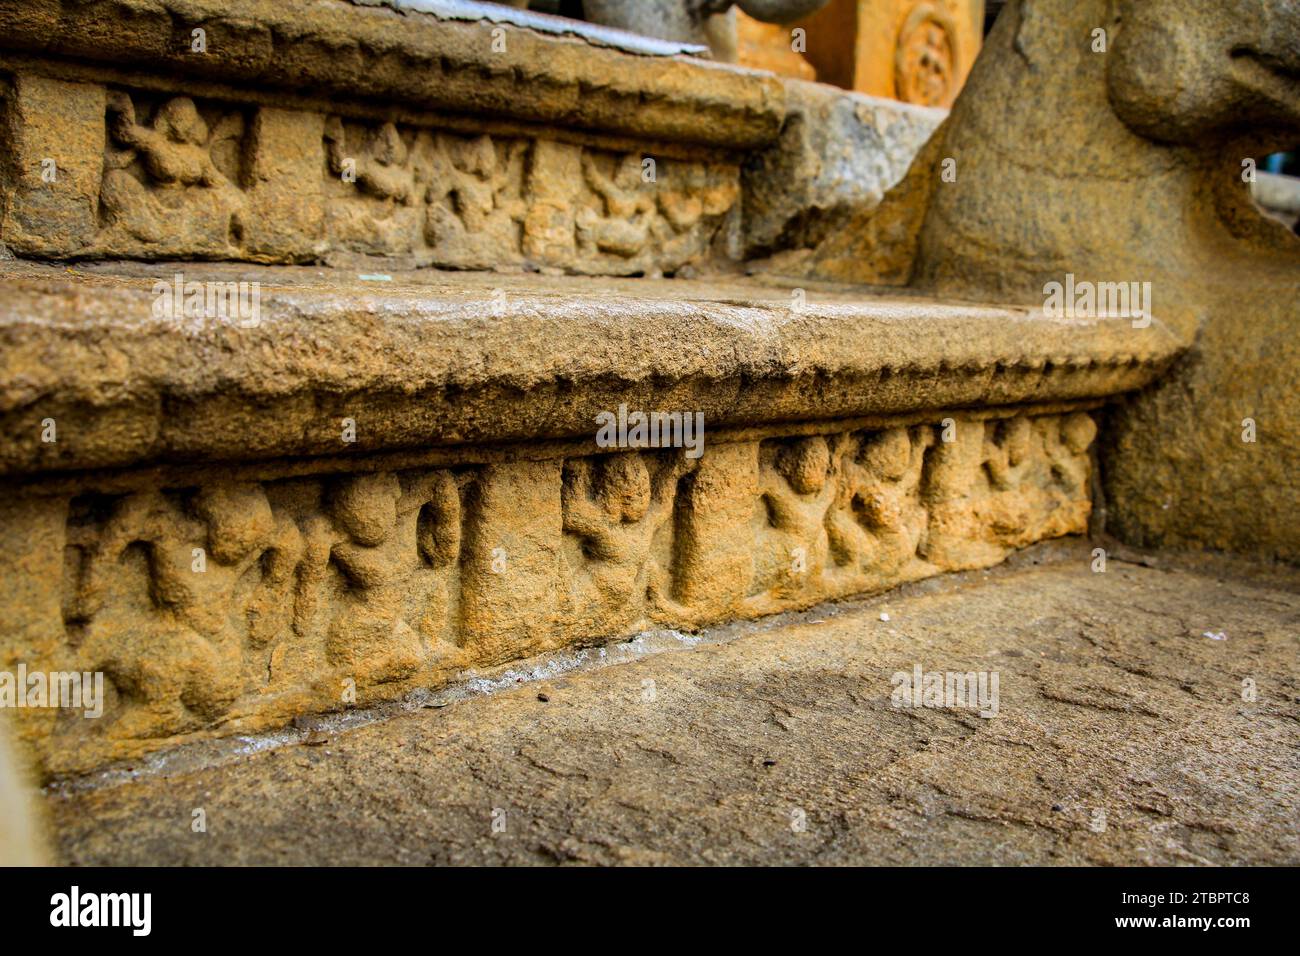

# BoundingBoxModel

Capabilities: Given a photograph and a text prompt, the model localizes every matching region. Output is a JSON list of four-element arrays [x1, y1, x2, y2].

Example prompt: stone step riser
[[4, 406, 1096, 777]]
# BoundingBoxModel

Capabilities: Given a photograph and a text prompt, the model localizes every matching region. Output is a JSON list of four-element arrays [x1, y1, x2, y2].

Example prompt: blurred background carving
[[508, 0, 986, 107]]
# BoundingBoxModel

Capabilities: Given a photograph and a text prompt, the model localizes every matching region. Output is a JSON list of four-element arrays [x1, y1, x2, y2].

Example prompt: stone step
[[0, 0, 781, 152], [0, 1, 941, 276], [0, 0, 1195, 784], [0, 258, 1182, 777], [0, 260, 1180, 477]]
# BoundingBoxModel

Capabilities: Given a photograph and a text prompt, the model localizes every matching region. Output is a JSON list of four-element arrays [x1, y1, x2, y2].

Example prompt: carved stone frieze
[[1, 409, 1096, 775]]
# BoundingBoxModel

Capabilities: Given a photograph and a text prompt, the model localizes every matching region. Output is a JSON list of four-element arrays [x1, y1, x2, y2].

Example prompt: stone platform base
[[0, 262, 1180, 776]]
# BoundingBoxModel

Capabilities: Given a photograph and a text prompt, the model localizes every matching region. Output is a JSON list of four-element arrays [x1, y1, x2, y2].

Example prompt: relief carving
[[17, 410, 1093, 771], [561, 451, 693, 632], [831, 425, 931, 581], [326, 115, 738, 274], [66, 87, 739, 274], [97, 92, 249, 257]]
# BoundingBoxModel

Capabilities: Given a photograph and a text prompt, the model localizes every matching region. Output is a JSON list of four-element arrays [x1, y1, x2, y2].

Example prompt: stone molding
[[0, 263, 1182, 477], [0, 0, 784, 149], [3, 405, 1098, 776]]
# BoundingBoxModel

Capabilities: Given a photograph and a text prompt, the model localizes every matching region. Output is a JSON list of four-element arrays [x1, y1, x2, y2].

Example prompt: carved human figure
[[1051, 412, 1097, 497], [67, 483, 298, 736], [756, 435, 841, 597], [409, 470, 463, 645], [325, 473, 428, 683], [978, 416, 1036, 536], [107, 94, 226, 187], [562, 452, 690, 630], [828, 426, 930, 579], [423, 133, 529, 259], [812, 0, 1300, 560], [325, 117, 418, 205], [575, 153, 657, 258], [99, 92, 246, 251]]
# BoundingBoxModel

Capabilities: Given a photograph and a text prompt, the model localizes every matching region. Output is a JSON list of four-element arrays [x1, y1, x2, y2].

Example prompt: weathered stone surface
[[10, 0, 1283, 803], [0, 74, 105, 255], [919, 0, 1300, 563], [5, 405, 1097, 776], [43, 543, 1300, 866], [799, 0, 1300, 562], [0, 261, 1180, 477], [461, 460, 565, 662], [0, 69, 943, 278], [0, 249, 1175, 780], [743, 79, 943, 256], [0, 1, 976, 277], [0, 0, 784, 150], [0, 79, 741, 273]]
